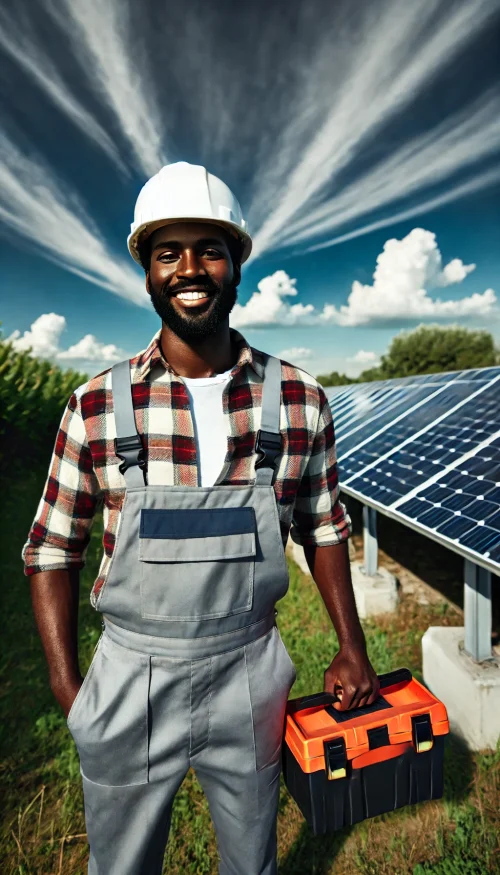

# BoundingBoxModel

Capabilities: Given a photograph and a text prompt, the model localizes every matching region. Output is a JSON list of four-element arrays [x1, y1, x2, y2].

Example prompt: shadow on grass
[[278, 730, 474, 875], [442, 730, 475, 804], [279, 820, 352, 875]]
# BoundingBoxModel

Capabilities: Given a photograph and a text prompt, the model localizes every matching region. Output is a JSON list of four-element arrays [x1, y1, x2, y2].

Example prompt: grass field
[[1, 468, 499, 874]]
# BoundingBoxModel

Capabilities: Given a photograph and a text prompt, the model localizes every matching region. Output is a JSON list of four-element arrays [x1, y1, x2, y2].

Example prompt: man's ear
[[145, 271, 152, 296]]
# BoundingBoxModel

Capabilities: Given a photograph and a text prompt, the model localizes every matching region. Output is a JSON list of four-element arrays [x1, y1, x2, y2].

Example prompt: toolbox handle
[[288, 692, 338, 712], [378, 668, 412, 689], [288, 668, 412, 714]]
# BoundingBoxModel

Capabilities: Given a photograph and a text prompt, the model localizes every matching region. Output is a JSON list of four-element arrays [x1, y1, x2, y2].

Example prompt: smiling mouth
[[170, 288, 216, 307], [174, 290, 211, 299]]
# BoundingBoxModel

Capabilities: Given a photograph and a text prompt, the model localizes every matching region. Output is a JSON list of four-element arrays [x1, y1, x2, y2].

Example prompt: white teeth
[[176, 291, 209, 300]]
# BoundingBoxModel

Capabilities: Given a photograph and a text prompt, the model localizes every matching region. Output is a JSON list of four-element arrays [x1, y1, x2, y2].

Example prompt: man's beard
[[149, 277, 238, 342]]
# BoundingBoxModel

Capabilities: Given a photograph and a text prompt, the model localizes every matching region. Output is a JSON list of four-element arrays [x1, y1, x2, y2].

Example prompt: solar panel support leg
[[464, 559, 492, 662], [363, 505, 378, 576]]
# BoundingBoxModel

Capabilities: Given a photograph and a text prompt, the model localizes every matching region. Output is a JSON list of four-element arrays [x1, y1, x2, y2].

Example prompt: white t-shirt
[[181, 366, 234, 486]]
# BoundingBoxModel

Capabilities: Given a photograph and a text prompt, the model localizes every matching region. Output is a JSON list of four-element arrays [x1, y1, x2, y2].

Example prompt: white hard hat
[[127, 161, 252, 266]]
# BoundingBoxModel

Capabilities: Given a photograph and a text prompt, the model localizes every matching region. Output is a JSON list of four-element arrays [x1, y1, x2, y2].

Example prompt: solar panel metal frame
[[327, 366, 500, 577]]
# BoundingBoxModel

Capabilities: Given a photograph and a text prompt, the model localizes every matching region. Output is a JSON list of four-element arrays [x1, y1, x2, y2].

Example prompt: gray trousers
[[68, 618, 297, 874]]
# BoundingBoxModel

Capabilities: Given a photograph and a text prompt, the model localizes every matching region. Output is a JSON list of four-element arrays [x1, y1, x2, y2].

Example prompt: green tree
[[315, 325, 499, 386], [378, 324, 497, 379], [357, 366, 384, 382]]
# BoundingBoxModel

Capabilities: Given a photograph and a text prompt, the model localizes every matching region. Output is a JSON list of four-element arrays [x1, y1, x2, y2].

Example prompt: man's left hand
[[324, 645, 380, 712]]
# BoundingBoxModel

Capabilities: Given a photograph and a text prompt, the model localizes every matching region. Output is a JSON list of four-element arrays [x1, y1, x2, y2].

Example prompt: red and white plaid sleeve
[[289, 385, 351, 547], [22, 387, 100, 576]]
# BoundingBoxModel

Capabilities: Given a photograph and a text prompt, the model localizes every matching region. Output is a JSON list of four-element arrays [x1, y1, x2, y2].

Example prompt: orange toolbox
[[282, 668, 449, 834]]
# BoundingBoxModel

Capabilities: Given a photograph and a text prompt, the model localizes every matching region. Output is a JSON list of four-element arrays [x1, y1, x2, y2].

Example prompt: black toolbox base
[[282, 736, 446, 835]]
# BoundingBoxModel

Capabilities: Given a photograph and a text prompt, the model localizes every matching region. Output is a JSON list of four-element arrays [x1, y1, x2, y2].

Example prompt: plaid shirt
[[22, 327, 351, 607]]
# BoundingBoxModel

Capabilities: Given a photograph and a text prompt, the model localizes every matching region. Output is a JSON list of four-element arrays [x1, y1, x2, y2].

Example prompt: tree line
[[316, 325, 500, 387]]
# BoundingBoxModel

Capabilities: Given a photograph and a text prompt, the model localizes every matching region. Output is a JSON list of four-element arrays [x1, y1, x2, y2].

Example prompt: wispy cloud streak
[[248, 0, 500, 261], [0, 8, 127, 174], [300, 166, 500, 254], [282, 91, 500, 250], [0, 0, 165, 177], [45, 0, 165, 176], [0, 133, 147, 306]]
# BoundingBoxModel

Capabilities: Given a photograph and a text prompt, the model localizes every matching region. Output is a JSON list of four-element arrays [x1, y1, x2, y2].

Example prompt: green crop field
[[1, 465, 499, 875]]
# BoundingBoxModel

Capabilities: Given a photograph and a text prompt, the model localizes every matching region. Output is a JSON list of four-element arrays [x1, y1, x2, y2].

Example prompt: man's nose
[[177, 249, 204, 278]]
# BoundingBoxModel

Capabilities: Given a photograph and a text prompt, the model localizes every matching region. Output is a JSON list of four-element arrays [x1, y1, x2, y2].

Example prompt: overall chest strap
[[112, 359, 146, 488], [255, 353, 282, 486]]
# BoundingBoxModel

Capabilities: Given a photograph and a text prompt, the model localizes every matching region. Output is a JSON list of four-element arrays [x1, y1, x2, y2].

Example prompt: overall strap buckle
[[254, 429, 282, 478], [114, 434, 145, 475]]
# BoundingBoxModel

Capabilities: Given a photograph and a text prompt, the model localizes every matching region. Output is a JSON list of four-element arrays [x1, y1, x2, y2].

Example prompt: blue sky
[[1, 0, 499, 380]]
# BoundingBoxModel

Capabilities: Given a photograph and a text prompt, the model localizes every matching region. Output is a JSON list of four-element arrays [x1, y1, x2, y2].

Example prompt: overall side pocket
[[67, 635, 150, 786], [66, 634, 104, 728], [246, 625, 297, 772]]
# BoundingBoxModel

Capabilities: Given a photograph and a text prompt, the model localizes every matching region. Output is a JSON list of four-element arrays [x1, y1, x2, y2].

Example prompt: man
[[23, 162, 380, 874]]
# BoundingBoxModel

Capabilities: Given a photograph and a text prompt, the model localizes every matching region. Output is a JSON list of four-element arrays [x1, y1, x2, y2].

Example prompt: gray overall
[[66, 353, 296, 875]]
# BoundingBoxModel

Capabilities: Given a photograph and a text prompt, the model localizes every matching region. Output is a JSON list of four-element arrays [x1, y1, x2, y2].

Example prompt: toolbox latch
[[367, 725, 390, 750], [412, 713, 433, 753], [324, 737, 347, 781]]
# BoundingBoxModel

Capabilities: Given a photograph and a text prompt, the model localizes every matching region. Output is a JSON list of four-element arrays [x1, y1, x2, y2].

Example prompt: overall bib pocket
[[67, 635, 150, 786], [139, 507, 256, 622]]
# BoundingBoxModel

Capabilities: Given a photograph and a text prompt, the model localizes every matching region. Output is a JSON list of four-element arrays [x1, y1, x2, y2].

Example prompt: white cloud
[[57, 334, 124, 362], [0, 133, 148, 306], [436, 258, 476, 286], [277, 347, 313, 361], [8, 313, 127, 371], [235, 230, 496, 330], [8, 313, 65, 358], [348, 350, 380, 365], [322, 229, 496, 327], [231, 270, 316, 328]]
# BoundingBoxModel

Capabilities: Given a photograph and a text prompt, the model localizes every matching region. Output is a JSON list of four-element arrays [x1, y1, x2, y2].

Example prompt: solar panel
[[328, 366, 500, 574]]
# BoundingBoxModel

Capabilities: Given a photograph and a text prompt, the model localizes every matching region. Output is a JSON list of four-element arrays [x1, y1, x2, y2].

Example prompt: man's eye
[[203, 249, 221, 257]]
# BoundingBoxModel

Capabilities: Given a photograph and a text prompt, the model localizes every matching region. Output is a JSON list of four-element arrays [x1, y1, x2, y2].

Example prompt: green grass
[[1, 469, 499, 874]]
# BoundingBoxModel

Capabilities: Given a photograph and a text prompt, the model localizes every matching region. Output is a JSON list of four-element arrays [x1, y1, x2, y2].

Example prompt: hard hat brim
[[128, 217, 252, 267]]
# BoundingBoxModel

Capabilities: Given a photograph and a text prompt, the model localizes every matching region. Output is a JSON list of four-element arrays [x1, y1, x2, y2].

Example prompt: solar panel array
[[326, 368, 500, 574]]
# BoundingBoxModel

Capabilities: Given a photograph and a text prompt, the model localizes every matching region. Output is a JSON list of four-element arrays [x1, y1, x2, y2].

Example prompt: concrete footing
[[422, 625, 500, 751], [350, 561, 399, 618], [287, 539, 398, 618]]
